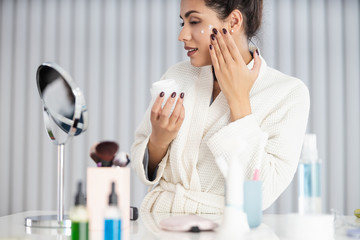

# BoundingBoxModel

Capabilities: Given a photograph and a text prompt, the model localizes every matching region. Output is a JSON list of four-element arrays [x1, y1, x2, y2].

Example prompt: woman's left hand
[[209, 28, 261, 121]]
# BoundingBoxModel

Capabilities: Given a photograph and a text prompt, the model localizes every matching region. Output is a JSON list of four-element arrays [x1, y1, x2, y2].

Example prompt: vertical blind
[[0, 0, 358, 217]]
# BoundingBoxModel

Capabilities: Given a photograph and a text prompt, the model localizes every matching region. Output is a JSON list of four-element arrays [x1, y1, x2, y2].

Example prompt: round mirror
[[26, 62, 89, 228], [36, 62, 88, 144]]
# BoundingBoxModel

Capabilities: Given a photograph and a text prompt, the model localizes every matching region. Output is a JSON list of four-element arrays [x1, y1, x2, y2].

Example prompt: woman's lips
[[186, 48, 198, 57]]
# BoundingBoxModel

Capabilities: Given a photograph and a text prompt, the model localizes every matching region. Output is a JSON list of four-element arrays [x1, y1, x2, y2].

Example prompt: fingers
[[150, 92, 165, 121], [210, 33, 226, 68], [209, 44, 219, 72], [158, 92, 177, 122], [220, 28, 245, 65], [251, 49, 261, 77], [169, 92, 185, 126], [210, 28, 234, 63], [175, 105, 185, 129], [209, 28, 249, 67]]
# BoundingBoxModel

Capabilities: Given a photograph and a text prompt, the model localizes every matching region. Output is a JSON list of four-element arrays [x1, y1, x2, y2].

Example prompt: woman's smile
[[185, 46, 199, 57]]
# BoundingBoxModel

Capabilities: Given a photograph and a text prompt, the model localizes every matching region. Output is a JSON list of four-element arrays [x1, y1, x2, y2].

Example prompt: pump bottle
[[70, 181, 89, 240], [104, 182, 122, 240], [298, 134, 322, 214]]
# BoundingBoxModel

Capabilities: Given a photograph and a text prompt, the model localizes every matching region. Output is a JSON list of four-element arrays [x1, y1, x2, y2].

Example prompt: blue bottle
[[104, 182, 122, 240], [298, 134, 322, 214], [244, 180, 262, 228]]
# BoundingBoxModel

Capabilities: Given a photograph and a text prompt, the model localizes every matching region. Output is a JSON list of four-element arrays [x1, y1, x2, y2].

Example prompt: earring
[[231, 29, 234, 33]]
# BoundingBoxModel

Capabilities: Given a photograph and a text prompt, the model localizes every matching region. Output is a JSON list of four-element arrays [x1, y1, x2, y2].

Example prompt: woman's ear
[[227, 9, 243, 34]]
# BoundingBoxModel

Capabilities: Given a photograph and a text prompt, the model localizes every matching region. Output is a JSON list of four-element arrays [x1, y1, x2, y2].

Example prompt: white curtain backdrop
[[0, 0, 358, 217]]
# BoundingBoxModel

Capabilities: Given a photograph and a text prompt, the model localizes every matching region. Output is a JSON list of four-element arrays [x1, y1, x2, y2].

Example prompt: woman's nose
[[178, 26, 191, 42]]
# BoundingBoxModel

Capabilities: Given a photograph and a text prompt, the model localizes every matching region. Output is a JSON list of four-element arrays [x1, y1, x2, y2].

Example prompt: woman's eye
[[179, 21, 199, 27]]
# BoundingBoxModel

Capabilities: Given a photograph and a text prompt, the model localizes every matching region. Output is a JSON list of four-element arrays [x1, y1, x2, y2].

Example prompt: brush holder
[[87, 167, 130, 231], [244, 180, 262, 228]]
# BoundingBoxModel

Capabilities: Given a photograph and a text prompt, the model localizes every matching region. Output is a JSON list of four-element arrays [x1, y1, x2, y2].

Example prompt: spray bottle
[[104, 182, 122, 240], [298, 134, 322, 214], [70, 181, 89, 240]]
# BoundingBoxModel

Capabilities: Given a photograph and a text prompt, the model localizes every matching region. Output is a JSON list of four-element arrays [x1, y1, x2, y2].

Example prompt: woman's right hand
[[149, 91, 185, 149]]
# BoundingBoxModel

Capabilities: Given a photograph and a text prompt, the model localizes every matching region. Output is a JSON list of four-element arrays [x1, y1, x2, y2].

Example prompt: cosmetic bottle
[[298, 134, 322, 214], [104, 182, 122, 240], [217, 153, 250, 238], [70, 181, 89, 240]]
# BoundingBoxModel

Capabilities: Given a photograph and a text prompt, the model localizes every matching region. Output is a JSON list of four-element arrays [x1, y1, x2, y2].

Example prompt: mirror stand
[[57, 143, 65, 223], [25, 143, 71, 229]]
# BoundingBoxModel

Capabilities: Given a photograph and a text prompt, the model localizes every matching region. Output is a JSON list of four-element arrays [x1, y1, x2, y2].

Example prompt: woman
[[131, 0, 310, 214]]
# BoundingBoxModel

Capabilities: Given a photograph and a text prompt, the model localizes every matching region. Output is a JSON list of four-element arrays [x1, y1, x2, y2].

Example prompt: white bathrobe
[[131, 57, 310, 213]]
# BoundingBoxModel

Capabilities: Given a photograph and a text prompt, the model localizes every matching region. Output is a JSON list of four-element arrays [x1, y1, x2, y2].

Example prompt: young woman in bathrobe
[[131, 0, 310, 213]]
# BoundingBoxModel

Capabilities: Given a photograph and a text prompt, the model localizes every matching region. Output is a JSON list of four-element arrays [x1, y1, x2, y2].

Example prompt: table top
[[0, 210, 357, 240]]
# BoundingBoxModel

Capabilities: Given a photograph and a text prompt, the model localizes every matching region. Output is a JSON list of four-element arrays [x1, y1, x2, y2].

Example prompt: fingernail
[[212, 28, 218, 35], [209, 44, 213, 50], [256, 49, 259, 56], [180, 92, 184, 99], [171, 92, 176, 98], [160, 91, 165, 97], [211, 34, 215, 41], [222, 28, 227, 34]]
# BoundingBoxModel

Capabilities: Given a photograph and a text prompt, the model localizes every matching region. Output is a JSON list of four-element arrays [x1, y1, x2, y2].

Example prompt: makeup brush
[[89, 141, 119, 167], [113, 152, 131, 167], [89, 144, 101, 164]]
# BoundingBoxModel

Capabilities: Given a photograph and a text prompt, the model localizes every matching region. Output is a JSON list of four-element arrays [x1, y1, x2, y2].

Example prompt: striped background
[[0, 0, 359, 217]]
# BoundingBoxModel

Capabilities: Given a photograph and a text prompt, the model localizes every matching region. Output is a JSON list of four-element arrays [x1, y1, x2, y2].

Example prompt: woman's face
[[178, 0, 226, 67]]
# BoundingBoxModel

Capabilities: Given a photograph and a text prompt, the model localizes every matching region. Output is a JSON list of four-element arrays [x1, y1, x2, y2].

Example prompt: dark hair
[[204, 0, 263, 38]]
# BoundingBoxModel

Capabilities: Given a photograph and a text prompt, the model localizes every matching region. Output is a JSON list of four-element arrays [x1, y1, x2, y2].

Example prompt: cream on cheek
[[191, 24, 213, 65], [196, 24, 214, 48], [193, 25, 212, 52], [200, 24, 214, 35]]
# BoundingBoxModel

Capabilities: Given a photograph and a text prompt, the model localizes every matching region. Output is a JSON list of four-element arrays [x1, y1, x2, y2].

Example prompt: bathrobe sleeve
[[130, 105, 170, 186], [207, 81, 310, 210], [143, 147, 159, 181]]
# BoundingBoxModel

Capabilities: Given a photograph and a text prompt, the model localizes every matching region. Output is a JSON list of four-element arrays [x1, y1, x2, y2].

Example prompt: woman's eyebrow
[[179, 10, 201, 19]]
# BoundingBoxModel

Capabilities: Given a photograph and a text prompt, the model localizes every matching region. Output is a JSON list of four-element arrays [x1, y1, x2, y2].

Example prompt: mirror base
[[25, 215, 71, 228]]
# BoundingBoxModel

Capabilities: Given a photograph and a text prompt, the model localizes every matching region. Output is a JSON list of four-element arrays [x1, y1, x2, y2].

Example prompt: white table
[[0, 211, 357, 240]]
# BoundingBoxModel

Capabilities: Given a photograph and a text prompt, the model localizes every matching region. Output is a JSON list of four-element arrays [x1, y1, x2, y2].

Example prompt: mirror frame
[[36, 62, 88, 144]]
